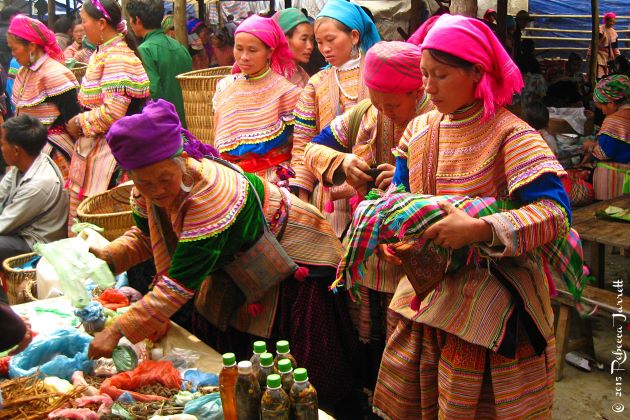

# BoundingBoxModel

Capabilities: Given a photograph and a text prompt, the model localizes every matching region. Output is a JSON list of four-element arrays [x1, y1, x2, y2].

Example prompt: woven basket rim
[[2, 252, 38, 272], [176, 66, 232, 80], [77, 190, 132, 218]]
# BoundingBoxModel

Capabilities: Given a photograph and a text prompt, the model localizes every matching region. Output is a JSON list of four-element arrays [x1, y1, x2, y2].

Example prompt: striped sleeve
[[290, 80, 319, 192], [304, 142, 347, 187], [105, 226, 153, 274], [78, 89, 131, 136]]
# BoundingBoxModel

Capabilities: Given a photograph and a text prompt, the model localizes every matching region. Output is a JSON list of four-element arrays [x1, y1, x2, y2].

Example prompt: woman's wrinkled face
[[369, 88, 421, 126], [80, 7, 105, 45], [420, 50, 480, 115], [7, 35, 36, 67], [73, 24, 86, 44], [314, 18, 358, 67], [234, 32, 272, 75], [129, 159, 184, 208], [288, 23, 314, 65]]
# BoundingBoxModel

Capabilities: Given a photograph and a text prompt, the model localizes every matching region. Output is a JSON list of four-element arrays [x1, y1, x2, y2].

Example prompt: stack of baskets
[[70, 62, 89, 83], [76, 182, 134, 242], [2, 252, 38, 304], [176, 66, 232, 145]]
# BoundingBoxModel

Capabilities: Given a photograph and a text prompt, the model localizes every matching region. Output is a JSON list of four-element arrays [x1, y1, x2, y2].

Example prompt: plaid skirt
[[373, 314, 555, 419]]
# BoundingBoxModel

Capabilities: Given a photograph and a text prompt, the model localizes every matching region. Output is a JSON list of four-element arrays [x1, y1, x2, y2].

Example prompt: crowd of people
[[0, 0, 628, 419]]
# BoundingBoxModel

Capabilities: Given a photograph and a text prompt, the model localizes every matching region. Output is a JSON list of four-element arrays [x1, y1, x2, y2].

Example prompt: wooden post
[[198, 0, 205, 24], [408, 0, 423, 40], [269, 1, 275, 14], [48, 0, 56, 29], [285, 0, 291, 9], [121, 0, 129, 22], [589, 0, 599, 86], [174, 0, 188, 47], [496, 0, 508, 46], [217, 0, 222, 27]]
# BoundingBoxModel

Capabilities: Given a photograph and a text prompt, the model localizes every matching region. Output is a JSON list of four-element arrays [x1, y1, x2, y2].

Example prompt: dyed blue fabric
[[515, 173, 572, 225], [598, 134, 630, 164], [312, 125, 345, 151], [223, 124, 292, 157], [317, 0, 381, 52], [392, 156, 410, 191], [6, 58, 19, 113], [295, 113, 316, 128]]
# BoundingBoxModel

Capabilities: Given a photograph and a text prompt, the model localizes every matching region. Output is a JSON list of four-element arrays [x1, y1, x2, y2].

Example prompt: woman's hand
[[88, 327, 123, 359], [423, 202, 493, 249], [9, 317, 32, 356], [341, 154, 372, 190], [66, 116, 82, 138], [375, 163, 395, 190], [375, 244, 402, 265]]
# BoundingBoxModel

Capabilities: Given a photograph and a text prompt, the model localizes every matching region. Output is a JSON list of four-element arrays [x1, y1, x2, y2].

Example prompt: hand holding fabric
[[340, 154, 372, 189], [88, 326, 123, 359], [423, 201, 493, 249], [375, 163, 395, 190]]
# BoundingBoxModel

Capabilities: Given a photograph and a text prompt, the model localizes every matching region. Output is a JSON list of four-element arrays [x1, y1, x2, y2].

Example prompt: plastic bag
[[183, 393, 222, 419], [93, 358, 117, 376], [97, 289, 130, 310], [100, 360, 182, 402], [9, 329, 93, 380], [34, 237, 114, 308], [161, 348, 200, 371], [182, 369, 218, 392]]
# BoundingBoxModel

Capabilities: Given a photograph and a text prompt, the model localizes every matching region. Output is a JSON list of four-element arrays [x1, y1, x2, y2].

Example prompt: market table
[[571, 194, 630, 288]]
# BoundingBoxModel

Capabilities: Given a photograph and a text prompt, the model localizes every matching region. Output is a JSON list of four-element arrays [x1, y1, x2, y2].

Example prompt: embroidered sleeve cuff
[[289, 166, 316, 192]]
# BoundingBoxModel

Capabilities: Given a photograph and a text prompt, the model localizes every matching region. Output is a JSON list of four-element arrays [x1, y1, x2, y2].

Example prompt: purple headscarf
[[106, 99, 218, 170]]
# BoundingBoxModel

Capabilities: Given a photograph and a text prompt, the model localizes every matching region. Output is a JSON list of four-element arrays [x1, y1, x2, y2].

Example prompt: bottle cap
[[222, 353, 236, 367], [237, 360, 252, 374], [278, 358, 293, 374], [260, 352, 274, 367], [253, 341, 267, 354], [276, 340, 290, 354], [293, 368, 308, 382], [266, 374, 281, 389]]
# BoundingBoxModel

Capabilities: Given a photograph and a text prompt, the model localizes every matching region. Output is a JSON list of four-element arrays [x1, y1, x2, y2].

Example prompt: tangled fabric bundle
[[97, 288, 130, 310], [333, 191, 590, 308], [74, 301, 106, 334], [100, 360, 182, 402]]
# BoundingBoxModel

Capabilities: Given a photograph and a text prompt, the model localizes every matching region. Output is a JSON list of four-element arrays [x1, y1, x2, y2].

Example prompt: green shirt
[[139, 29, 192, 126]]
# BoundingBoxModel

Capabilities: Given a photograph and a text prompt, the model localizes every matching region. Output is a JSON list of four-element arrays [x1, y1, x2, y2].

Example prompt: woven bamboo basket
[[176, 66, 232, 145], [76, 183, 134, 242], [70, 62, 88, 83], [2, 252, 38, 305]]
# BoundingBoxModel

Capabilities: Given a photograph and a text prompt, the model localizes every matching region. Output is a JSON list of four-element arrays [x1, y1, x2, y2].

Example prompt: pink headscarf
[[419, 14, 524, 120], [603, 12, 616, 23], [364, 41, 423, 94], [8, 14, 65, 63], [232, 15, 296, 78]]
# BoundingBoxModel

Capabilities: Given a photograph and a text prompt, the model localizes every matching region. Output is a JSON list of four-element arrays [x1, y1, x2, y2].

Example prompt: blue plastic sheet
[[183, 393, 223, 419], [182, 369, 219, 391], [9, 329, 93, 380]]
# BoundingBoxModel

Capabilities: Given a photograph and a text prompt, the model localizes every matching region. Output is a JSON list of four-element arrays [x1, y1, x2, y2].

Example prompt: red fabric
[[97, 289, 130, 310], [99, 360, 182, 402], [8, 15, 65, 62], [417, 14, 524, 121], [364, 41, 423, 94], [233, 15, 296, 78]]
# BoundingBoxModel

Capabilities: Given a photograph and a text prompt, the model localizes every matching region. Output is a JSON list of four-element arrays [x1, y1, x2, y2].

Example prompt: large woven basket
[[76, 183, 134, 242], [2, 252, 38, 305], [70, 62, 88, 83], [176, 66, 232, 145]]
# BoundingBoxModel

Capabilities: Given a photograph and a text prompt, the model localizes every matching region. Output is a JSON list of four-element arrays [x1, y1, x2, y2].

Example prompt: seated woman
[[87, 100, 361, 414], [213, 15, 301, 184], [584, 74, 630, 199]]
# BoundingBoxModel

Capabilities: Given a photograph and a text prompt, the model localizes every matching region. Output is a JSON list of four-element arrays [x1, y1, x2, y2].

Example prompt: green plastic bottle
[[234, 361, 261, 420], [290, 368, 318, 420], [257, 352, 276, 391], [277, 359, 295, 397], [274, 340, 297, 371], [261, 374, 290, 420], [219, 353, 238, 420], [250, 340, 267, 375]]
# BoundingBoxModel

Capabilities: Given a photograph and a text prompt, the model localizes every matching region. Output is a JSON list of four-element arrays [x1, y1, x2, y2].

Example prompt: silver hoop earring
[[351, 44, 359, 58], [180, 172, 193, 193]]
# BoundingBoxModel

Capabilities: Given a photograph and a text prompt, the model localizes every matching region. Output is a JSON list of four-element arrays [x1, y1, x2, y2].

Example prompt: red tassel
[[349, 194, 364, 213], [410, 295, 421, 311], [248, 303, 264, 317], [64, 179, 70, 189], [78, 187, 85, 200], [324, 200, 335, 213], [294, 266, 309, 281]]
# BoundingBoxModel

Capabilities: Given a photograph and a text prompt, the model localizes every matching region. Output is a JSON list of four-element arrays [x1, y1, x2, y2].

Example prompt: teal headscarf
[[274, 8, 310, 34], [317, 0, 381, 53]]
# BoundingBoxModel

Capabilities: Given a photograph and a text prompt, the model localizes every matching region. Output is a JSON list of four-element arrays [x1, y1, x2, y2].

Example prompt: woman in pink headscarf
[[372, 14, 570, 418], [594, 12, 621, 78], [212, 15, 302, 183], [8, 14, 80, 179], [303, 40, 435, 392]]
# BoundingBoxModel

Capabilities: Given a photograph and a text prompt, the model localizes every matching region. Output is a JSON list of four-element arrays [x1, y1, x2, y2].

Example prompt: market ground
[[553, 247, 629, 419]]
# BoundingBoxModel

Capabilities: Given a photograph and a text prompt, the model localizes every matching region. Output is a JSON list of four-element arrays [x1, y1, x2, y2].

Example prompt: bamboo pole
[[48, 0, 56, 29], [121, 0, 128, 22], [589, 0, 599, 87], [524, 35, 629, 43], [529, 14, 630, 19], [526, 27, 630, 34], [496, 0, 508, 46], [174, 0, 187, 47], [536, 47, 630, 51]]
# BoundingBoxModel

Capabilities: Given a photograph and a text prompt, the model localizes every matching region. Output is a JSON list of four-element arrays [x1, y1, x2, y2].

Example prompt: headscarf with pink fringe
[[232, 15, 296, 79], [8, 14, 65, 63], [417, 14, 523, 121]]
